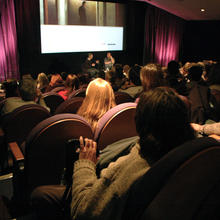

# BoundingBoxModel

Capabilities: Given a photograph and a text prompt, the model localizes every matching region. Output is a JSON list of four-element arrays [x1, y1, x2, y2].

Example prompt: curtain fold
[[0, 0, 19, 81], [144, 5, 185, 66]]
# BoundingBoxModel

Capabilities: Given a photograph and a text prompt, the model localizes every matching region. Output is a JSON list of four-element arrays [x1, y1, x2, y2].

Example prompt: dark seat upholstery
[[68, 88, 86, 99], [0, 104, 50, 173], [122, 137, 220, 220], [50, 86, 65, 93], [94, 102, 137, 150], [1, 104, 50, 146], [23, 114, 93, 193], [114, 91, 134, 105], [43, 92, 64, 114], [54, 97, 84, 115]]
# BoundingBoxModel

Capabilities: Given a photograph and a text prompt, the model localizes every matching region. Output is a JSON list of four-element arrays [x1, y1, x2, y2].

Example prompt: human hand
[[79, 136, 98, 164], [190, 123, 203, 132]]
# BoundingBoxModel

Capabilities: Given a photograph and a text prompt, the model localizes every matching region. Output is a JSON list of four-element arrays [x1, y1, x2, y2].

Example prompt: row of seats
[[42, 89, 134, 114], [1, 102, 137, 203]]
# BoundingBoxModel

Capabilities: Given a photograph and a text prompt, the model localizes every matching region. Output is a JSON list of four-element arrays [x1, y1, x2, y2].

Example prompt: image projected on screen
[[39, 0, 126, 53]]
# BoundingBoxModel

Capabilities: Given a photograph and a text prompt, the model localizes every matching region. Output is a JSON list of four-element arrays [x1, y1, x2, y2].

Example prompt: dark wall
[[182, 21, 220, 63]]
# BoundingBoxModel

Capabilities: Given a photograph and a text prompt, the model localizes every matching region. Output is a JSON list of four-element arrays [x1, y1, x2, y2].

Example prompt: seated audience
[[140, 63, 165, 92], [31, 87, 195, 220], [47, 73, 64, 91], [187, 64, 218, 123], [70, 87, 195, 219], [77, 78, 116, 131], [37, 72, 49, 93], [1, 78, 50, 115], [58, 74, 80, 100], [106, 64, 125, 91], [119, 65, 142, 98]]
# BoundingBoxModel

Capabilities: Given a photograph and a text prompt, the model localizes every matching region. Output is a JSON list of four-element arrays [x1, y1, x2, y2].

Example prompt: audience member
[[187, 64, 218, 123], [77, 78, 116, 131], [105, 64, 125, 91], [166, 60, 187, 95], [119, 65, 142, 98], [58, 74, 80, 100], [48, 73, 64, 91], [2, 79, 19, 98], [140, 63, 165, 92], [1, 78, 50, 115], [37, 72, 49, 93]]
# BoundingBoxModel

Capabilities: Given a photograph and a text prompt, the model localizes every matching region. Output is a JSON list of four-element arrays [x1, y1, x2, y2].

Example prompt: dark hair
[[167, 60, 180, 76], [140, 63, 165, 91], [135, 87, 195, 164], [19, 79, 37, 101], [129, 65, 142, 86], [3, 79, 19, 98], [188, 65, 203, 82]]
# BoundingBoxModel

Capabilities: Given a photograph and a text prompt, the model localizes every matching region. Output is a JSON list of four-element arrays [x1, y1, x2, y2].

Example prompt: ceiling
[[138, 0, 220, 20]]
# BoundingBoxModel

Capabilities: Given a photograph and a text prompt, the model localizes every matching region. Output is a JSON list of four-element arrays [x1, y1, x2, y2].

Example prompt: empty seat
[[94, 102, 137, 150], [54, 97, 84, 115]]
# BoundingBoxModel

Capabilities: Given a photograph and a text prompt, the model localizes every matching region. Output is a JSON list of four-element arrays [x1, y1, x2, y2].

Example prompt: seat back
[[24, 114, 93, 193], [142, 146, 220, 220], [68, 88, 86, 99], [114, 92, 134, 105], [94, 103, 137, 150], [1, 104, 50, 145], [54, 97, 84, 114], [43, 92, 64, 114], [50, 86, 65, 93], [122, 137, 220, 220]]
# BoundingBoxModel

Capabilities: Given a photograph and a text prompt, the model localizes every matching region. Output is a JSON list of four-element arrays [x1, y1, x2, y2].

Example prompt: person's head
[[19, 78, 37, 101], [82, 1, 86, 6], [107, 52, 111, 58], [135, 87, 195, 164], [88, 53, 93, 60], [37, 73, 49, 90], [129, 65, 142, 86], [2, 79, 19, 98], [140, 63, 165, 92], [65, 74, 80, 91], [77, 78, 116, 130], [167, 60, 180, 76], [188, 64, 204, 82]]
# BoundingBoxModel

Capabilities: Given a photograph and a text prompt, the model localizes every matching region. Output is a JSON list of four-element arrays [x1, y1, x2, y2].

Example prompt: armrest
[[8, 142, 24, 171]]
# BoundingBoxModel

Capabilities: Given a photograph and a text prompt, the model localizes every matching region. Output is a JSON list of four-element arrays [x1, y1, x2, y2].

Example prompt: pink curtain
[[0, 0, 19, 81], [144, 5, 184, 66]]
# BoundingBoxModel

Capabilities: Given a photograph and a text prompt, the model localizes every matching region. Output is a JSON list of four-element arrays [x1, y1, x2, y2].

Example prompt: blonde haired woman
[[77, 78, 116, 131]]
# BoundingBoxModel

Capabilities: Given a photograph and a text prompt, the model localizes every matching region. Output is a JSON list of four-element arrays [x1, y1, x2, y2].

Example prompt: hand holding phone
[[79, 136, 98, 164]]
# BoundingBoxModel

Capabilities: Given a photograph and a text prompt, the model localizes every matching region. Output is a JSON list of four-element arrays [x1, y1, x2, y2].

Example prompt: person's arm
[[191, 122, 220, 136], [71, 137, 113, 219], [111, 56, 115, 65]]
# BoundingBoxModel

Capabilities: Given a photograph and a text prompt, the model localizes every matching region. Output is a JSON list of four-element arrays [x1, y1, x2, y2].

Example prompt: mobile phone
[[64, 138, 80, 184]]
